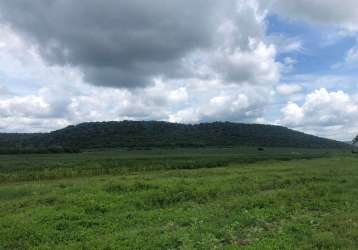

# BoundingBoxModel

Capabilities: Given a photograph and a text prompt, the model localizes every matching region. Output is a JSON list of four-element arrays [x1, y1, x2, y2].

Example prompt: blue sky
[[0, 0, 357, 141], [268, 15, 357, 75], [267, 14, 358, 105]]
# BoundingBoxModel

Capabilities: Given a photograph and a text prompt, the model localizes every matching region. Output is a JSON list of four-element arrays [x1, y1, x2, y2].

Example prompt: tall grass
[[0, 147, 345, 182]]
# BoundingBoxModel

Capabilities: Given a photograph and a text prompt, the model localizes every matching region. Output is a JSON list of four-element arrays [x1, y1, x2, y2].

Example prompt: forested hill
[[0, 121, 350, 153]]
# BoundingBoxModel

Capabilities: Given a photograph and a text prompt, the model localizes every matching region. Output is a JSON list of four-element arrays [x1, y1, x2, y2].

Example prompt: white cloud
[[280, 74, 358, 93], [279, 88, 358, 140], [167, 87, 189, 104], [170, 83, 273, 124], [345, 46, 358, 64], [0, 95, 50, 118], [333, 45, 358, 69], [0, 85, 11, 96], [169, 108, 199, 124], [268, 34, 303, 54], [272, 0, 358, 31], [0, 1, 283, 133], [0, 0, 356, 142], [0, 117, 69, 133], [212, 40, 279, 85], [280, 101, 304, 126], [0, 0, 280, 89], [276, 84, 303, 96]]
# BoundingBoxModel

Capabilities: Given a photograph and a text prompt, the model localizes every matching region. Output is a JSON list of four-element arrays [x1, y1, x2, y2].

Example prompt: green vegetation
[[0, 121, 350, 153], [0, 147, 357, 249], [0, 147, 345, 183]]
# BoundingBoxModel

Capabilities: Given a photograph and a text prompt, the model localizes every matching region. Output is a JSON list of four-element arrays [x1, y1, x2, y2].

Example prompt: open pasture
[[0, 148, 357, 249]]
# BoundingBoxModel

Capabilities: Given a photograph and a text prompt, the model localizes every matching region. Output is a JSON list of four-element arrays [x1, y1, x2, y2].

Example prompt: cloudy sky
[[0, 0, 357, 141]]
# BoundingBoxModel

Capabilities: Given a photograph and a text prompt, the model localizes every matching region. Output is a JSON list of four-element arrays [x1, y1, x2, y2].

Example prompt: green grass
[[0, 148, 357, 249], [0, 147, 346, 182]]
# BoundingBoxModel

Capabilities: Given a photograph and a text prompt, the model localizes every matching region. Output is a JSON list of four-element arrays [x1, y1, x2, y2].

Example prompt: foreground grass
[[1, 156, 358, 249]]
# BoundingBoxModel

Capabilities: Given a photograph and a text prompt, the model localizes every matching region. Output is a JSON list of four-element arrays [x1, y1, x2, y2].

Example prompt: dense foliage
[[353, 135, 358, 145], [0, 121, 350, 152]]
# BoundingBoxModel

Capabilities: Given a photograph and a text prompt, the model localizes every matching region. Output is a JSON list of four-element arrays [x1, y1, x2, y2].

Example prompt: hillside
[[0, 121, 350, 153]]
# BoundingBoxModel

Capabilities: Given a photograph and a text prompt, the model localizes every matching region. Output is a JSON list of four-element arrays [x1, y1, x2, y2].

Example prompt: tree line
[[0, 121, 351, 154]]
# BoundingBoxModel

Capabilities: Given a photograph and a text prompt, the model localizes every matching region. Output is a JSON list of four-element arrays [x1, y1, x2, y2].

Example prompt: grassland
[[0, 147, 357, 249], [0, 147, 344, 183]]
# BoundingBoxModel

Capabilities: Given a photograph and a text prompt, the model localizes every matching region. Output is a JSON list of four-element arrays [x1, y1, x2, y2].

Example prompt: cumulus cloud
[[0, 0, 279, 88], [0, 86, 11, 96], [272, 0, 358, 31], [212, 40, 279, 85], [0, 117, 69, 133], [2, 0, 356, 141], [170, 83, 272, 124], [0, 79, 194, 132], [0, 0, 221, 87], [0, 0, 283, 133], [0, 78, 274, 132], [279, 88, 358, 140], [276, 84, 303, 96]]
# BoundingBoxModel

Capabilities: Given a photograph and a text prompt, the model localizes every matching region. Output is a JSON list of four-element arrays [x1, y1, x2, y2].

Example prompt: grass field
[[0, 147, 345, 183], [0, 148, 357, 249]]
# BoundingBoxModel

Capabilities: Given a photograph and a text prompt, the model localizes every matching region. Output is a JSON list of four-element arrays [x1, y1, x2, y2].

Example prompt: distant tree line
[[353, 135, 358, 153], [0, 121, 351, 153], [353, 135, 358, 145]]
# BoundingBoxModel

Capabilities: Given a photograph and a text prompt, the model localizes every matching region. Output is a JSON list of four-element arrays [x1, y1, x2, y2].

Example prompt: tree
[[353, 135, 358, 146]]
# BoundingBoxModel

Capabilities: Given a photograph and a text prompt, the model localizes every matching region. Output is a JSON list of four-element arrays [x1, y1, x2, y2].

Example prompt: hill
[[0, 121, 350, 153]]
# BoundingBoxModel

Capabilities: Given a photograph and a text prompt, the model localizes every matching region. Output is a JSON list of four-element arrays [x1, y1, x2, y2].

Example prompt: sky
[[0, 0, 357, 141]]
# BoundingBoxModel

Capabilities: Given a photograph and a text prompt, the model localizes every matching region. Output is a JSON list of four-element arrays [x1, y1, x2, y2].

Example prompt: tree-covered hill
[[0, 121, 350, 153]]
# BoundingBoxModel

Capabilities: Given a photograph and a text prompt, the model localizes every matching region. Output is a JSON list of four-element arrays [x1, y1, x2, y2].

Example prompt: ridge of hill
[[0, 121, 350, 153]]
